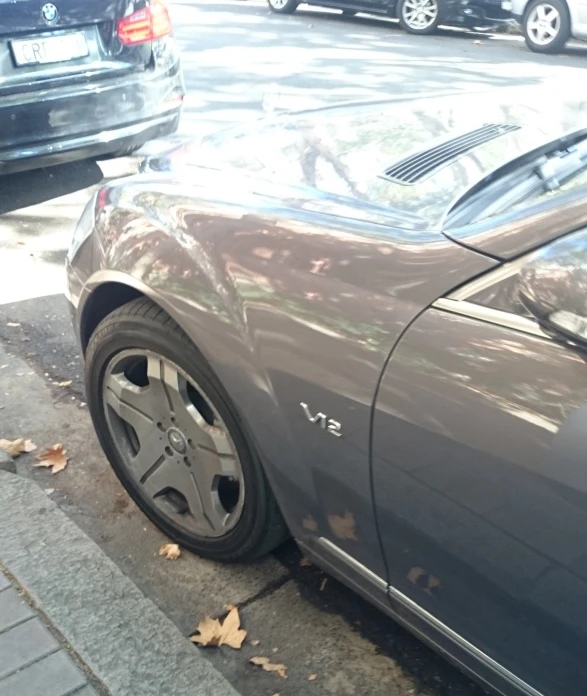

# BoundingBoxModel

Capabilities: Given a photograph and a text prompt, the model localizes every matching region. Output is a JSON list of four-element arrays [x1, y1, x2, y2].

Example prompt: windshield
[[446, 133, 587, 228]]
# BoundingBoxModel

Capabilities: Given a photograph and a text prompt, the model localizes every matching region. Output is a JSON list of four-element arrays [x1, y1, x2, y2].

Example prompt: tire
[[85, 297, 288, 562], [98, 145, 143, 160], [397, 0, 440, 34], [267, 0, 299, 13], [523, 0, 570, 53]]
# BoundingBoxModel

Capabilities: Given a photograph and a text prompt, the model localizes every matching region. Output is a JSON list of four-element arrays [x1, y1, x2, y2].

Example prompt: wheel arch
[[80, 281, 145, 354]]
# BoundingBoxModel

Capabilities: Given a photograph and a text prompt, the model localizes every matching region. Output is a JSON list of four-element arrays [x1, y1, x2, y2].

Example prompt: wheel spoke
[[104, 373, 155, 438], [132, 435, 166, 481], [143, 455, 229, 535]]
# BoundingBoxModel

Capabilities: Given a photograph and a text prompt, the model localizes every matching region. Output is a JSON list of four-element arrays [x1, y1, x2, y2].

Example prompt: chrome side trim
[[447, 255, 529, 301], [318, 537, 543, 696], [318, 537, 387, 592], [433, 298, 549, 339]]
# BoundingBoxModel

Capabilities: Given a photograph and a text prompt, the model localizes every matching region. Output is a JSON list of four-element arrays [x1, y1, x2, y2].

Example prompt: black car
[[268, 0, 512, 34], [0, 0, 184, 174]]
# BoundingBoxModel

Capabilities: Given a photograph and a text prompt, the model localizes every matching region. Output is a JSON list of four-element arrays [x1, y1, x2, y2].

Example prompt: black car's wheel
[[85, 298, 288, 562], [267, 0, 299, 13], [523, 0, 570, 53], [98, 145, 143, 160], [398, 0, 440, 33]]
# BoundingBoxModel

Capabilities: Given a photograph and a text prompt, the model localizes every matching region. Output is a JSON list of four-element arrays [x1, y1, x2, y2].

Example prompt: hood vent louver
[[382, 123, 521, 185]]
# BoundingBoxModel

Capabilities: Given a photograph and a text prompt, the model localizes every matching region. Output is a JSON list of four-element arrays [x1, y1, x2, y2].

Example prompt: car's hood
[[149, 88, 587, 232]]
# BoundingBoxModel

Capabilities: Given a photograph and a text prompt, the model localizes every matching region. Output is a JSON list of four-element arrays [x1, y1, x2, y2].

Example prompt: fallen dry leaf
[[302, 514, 318, 532], [57, 380, 72, 388], [6, 322, 20, 327], [308, 674, 318, 681], [272, 647, 279, 653], [159, 543, 181, 560], [35, 444, 68, 474], [250, 656, 288, 679], [0, 438, 37, 457], [327, 511, 357, 540], [250, 639, 260, 647], [191, 606, 247, 649], [320, 578, 328, 592], [299, 558, 312, 567]]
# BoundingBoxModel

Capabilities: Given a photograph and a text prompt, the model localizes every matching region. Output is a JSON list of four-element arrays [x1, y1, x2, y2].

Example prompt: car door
[[372, 245, 587, 696]]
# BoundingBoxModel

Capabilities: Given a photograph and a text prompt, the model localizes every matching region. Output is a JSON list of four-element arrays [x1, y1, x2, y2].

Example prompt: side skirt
[[297, 536, 543, 696]]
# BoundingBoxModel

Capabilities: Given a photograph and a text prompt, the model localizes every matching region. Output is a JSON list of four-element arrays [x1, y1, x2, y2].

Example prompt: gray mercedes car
[[67, 90, 587, 696]]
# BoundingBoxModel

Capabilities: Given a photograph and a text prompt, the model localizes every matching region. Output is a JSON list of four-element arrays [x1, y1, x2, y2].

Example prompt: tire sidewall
[[267, 0, 298, 13], [398, 0, 441, 34], [523, 0, 570, 52], [86, 315, 271, 561]]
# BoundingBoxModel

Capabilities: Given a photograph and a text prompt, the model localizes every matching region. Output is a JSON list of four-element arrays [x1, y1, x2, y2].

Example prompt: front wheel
[[85, 298, 288, 562], [267, 0, 299, 13], [398, 0, 440, 34], [523, 0, 570, 53]]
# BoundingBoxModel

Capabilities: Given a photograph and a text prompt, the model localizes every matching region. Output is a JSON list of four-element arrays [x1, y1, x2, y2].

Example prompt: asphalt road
[[2, 2, 587, 695]]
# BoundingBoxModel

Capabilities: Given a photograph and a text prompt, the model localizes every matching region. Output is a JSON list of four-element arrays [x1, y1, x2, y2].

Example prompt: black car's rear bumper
[[0, 54, 184, 174], [442, 0, 513, 27]]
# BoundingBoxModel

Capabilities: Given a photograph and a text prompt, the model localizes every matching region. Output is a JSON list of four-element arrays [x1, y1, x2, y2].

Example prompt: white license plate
[[11, 32, 89, 67]]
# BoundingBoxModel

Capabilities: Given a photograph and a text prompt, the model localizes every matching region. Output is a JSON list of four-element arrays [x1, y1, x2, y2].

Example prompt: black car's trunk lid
[[0, 0, 155, 95]]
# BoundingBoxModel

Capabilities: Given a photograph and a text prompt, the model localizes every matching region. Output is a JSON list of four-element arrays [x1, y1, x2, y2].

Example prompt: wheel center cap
[[167, 428, 187, 454]]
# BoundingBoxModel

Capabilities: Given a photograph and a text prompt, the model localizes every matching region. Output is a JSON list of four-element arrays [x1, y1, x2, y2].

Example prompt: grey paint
[[67, 97, 587, 696], [373, 308, 587, 696], [70, 173, 496, 579]]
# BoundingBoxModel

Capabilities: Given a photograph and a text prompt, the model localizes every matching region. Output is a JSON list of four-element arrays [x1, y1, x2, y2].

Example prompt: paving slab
[[0, 471, 241, 696], [0, 651, 87, 696], [0, 615, 59, 679], [0, 587, 35, 632]]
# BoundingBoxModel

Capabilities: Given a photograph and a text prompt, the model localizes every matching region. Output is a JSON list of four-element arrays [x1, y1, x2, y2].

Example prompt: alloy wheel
[[102, 349, 245, 538], [526, 3, 561, 45], [401, 0, 439, 30], [269, 0, 290, 8]]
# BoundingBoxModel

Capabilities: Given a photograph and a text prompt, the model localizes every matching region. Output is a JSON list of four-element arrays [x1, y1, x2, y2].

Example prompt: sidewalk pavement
[[0, 454, 241, 696], [0, 569, 100, 696]]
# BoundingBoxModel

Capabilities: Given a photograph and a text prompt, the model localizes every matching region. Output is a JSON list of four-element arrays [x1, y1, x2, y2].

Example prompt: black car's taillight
[[117, 0, 172, 46]]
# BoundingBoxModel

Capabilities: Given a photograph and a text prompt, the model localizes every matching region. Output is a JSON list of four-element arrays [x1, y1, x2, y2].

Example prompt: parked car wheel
[[267, 0, 299, 13], [398, 0, 440, 34], [85, 298, 288, 562], [523, 0, 570, 53]]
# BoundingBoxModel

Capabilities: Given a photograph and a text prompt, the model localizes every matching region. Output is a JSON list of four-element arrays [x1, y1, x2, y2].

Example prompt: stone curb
[[0, 471, 240, 696]]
